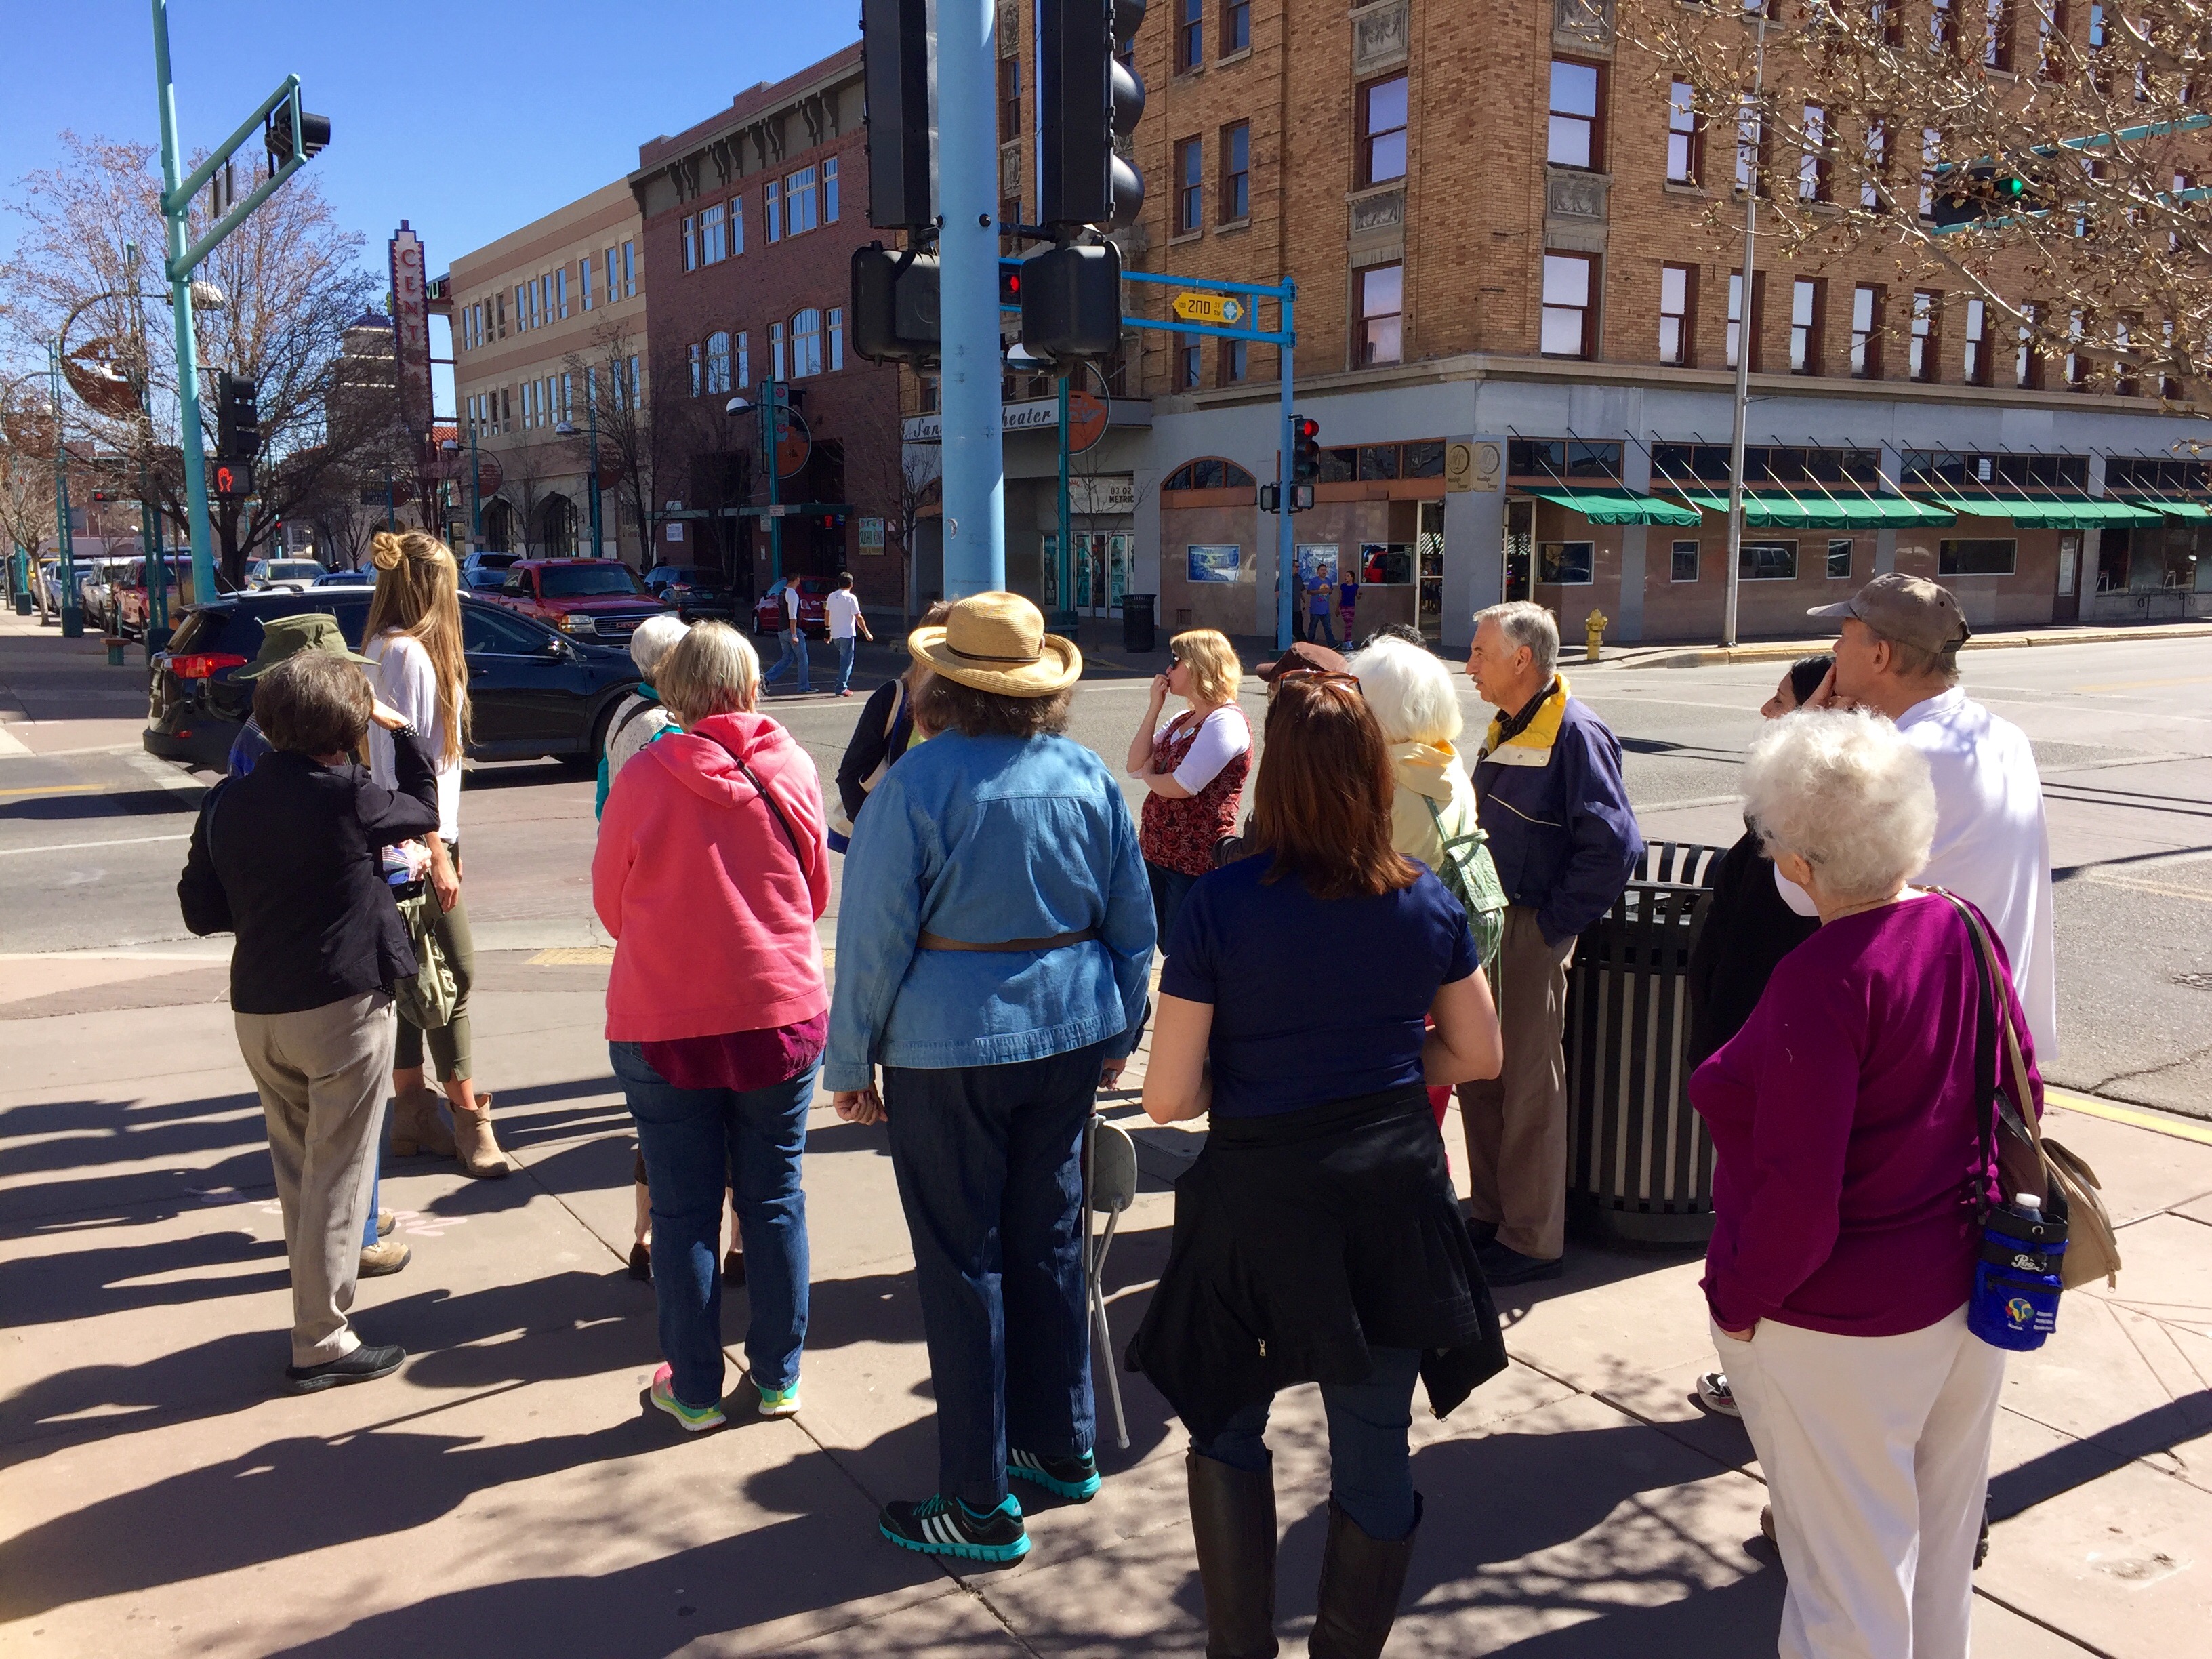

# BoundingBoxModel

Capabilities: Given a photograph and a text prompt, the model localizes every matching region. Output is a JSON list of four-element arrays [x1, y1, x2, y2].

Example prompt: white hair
[[1475, 601, 1559, 680], [1742, 708, 1936, 906], [1351, 636, 1464, 746], [630, 612, 691, 680]]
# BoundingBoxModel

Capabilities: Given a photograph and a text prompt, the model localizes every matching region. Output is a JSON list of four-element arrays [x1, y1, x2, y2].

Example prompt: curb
[[1597, 621, 2212, 671]]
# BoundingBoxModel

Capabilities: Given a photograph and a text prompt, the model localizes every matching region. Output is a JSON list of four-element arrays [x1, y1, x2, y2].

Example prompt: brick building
[[964, 0, 2208, 646], [629, 47, 911, 621]]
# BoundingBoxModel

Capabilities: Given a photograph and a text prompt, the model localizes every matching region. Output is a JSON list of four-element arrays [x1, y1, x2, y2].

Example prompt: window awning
[[1527, 488, 1702, 526], [2116, 496, 2212, 521], [1922, 493, 2161, 528], [1677, 493, 1955, 529]]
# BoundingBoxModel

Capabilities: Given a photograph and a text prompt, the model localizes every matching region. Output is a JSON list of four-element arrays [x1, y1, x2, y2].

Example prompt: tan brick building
[[965, 0, 2209, 645]]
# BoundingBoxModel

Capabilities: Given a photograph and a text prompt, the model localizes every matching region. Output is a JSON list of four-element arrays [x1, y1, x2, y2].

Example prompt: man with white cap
[[1803, 573, 2057, 1057]]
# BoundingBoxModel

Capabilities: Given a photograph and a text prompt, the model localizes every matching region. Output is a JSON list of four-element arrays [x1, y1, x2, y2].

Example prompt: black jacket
[[1685, 826, 1822, 1068], [1126, 1087, 1507, 1443], [178, 732, 442, 1015], [834, 678, 915, 821]]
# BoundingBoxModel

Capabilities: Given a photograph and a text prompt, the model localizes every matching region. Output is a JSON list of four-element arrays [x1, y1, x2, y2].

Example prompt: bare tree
[[1629, 0, 2212, 404], [562, 322, 712, 565], [0, 386, 58, 576]]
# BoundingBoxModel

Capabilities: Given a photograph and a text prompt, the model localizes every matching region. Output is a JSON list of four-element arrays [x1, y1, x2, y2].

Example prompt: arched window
[[790, 308, 823, 377], [1163, 457, 1257, 491], [706, 331, 732, 395]]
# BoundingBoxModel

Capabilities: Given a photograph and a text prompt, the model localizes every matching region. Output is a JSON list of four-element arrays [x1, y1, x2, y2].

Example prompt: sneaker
[[1008, 1447, 1101, 1502], [880, 1493, 1030, 1563], [377, 1209, 396, 1238], [285, 1341, 405, 1394], [648, 1362, 726, 1433], [358, 1239, 412, 1277], [1476, 1241, 1565, 1285], [1695, 1370, 1742, 1419], [757, 1378, 802, 1418]]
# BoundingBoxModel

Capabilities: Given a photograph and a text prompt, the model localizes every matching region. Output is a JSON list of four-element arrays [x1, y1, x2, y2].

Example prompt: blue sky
[[3, 0, 859, 412]]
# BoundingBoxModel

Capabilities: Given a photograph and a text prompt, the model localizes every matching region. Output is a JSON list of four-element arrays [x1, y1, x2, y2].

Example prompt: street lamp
[[553, 408, 603, 560], [440, 434, 482, 550], [1007, 343, 1074, 633]]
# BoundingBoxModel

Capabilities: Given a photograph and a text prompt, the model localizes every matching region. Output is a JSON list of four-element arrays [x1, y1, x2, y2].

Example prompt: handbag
[[827, 684, 907, 853], [390, 876, 459, 1030], [1422, 792, 1508, 974]]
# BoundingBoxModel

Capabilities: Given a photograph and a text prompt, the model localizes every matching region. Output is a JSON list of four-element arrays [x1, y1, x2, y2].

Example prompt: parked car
[[462, 550, 521, 589], [245, 556, 326, 591], [81, 558, 141, 632], [488, 558, 670, 644], [752, 575, 836, 638], [313, 567, 376, 587], [143, 591, 643, 772], [32, 559, 63, 621], [644, 563, 739, 620], [115, 556, 228, 637]]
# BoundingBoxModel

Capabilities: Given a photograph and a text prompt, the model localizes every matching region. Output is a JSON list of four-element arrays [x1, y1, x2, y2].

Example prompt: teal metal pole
[[1276, 283, 1296, 651], [766, 376, 782, 581], [469, 417, 483, 541], [141, 455, 169, 657], [49, 346, 82, 637], [936, 0, 1005, 597], [587, 396, 603, 558], [1056, 373, 1073, 631], [152, 0, 218, 607]]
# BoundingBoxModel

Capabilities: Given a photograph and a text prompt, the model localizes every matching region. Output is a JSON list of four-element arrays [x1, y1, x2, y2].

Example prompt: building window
[[1221, 121, 1250, 222], [707, 331, 731, 396], [1667, 81, 1702, 185], [1850, 285, 1883, 377], [1826, 538, 1853, 579], [1224, 0, 1250, 52], [1932, 0, 1957, 49], [1540, 542, 1595, 584], [1790, 278, 1822, 374], [1940, 538, 2018, 575], [1727, 270, 1761, 370], [556, 267, 569, 319], [604, 248, 617, 304], [1735, 98, 1767, 194], [701, 202, 726, 265], [1740, 540, 1799, 580], [1910, 289, 1940, 380], [771, 319, 787, 381], [1361, 75, 1408, 186], [1800, 104, 1829, 201], [791, 308, 823, 377], [731, 197, 747, 254], [688, 344, 702, 398], [766, 180, 781, 243], [1175, 136, 1203, 232], [1660, 263, 1695, 365], [827, 308, 844, 372], [579, 260, 595, 312], [2065, 308, 2087, 388], [735, 332, 750, 388], [1219, 339, 1248, 384], [1671, 539, 1700, 581], [823, 157, 840, 224], [1862, 119, 1889, 210], [1177, 0, 1202, 70], [787, 168, 819, 237], [2016, 303, 2042, 387], [495, 292, 506, 338], [2037, 0, 2066, 79], [999, 56, 1021, 143], [1541, 253, 1595, 359], [560, 371, 573, 422], [1920, 126, 1942, 219], [682, 214, 697, 272], [1963, 298, 1989, 384], [1359, 262, 1405, 365], [1984, 0, 2014, 66], [1177, 340, 1202, 388], [1549, 61, 1603, 170], [622, 241, 636, 298]]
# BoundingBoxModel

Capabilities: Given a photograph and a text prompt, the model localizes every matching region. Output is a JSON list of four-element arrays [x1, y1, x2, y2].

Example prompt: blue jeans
[[885, 1043, 1101, 1511], [833, 636, 857, 694], [1147, 861, 1200, 956], [1307, 607, 1338, 646], [611, 1041, 815, 1407], [762, 629, 811, 692], [1193, 1345, 1422, 1540], [359, 1101, 387, 1247]]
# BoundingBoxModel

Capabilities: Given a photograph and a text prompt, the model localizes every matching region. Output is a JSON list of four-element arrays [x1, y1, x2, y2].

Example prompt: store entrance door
[[1504, 499, 1534, 602], [1069, 531, 1128, 618]]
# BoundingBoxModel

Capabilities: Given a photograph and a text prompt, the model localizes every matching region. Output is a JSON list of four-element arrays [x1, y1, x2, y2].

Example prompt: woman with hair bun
[[364, 531, 510, 1180]]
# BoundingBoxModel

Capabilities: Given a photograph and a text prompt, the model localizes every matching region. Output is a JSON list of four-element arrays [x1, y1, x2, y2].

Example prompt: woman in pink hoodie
[[593, 621, 831, 1432]]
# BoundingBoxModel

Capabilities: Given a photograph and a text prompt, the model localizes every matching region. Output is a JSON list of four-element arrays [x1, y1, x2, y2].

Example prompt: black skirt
[[1126, 1085, 1508, 1444]]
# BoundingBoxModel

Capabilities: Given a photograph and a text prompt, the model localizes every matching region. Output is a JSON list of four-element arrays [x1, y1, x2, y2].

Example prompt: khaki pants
[[235, 991, 396, 1367], [1458, 903, 1575, 1261]]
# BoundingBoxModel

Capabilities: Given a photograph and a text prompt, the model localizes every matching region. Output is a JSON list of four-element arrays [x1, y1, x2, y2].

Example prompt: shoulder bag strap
[[1946, 890, 2049, 1162], [703, 733, 808, 873], [1933, 888, 2003, 1215]]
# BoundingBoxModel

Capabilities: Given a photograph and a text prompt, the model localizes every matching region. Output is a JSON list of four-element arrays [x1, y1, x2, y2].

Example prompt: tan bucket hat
[[908, 592, 1082, 697]]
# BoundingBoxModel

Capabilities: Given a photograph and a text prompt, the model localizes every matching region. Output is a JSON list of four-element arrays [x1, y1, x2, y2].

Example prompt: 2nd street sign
[[1171, 292, 1245, 327]]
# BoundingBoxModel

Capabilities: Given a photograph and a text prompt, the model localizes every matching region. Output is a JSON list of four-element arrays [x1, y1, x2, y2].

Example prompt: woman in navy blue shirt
[[1129, 672, 1503, 1659]]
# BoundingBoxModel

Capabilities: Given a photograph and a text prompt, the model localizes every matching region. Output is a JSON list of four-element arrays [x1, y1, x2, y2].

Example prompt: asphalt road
[[3, 623, 2207, 1114]]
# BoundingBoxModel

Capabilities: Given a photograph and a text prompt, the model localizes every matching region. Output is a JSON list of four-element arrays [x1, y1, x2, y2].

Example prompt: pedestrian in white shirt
[[762, 579, 813, 695], [825, 572, 872, 697], [1801, 573, 2058, 1057]]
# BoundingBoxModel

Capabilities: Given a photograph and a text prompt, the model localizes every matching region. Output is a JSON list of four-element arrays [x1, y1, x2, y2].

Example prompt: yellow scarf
[[1479, 674, 1570, 767]]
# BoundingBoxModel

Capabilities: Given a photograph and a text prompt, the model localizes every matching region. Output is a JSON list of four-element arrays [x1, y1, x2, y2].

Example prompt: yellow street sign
[[1172, 292, 1245, 326]]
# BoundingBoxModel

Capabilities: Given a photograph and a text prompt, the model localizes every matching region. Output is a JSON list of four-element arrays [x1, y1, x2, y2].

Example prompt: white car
[[246, 556, 327, 592]]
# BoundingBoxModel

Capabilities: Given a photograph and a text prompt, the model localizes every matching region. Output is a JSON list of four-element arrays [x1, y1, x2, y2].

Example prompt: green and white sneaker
[[879, 1493, 1030, 1562], [648, 1364, 726, 1433], [1008, 1446, 1101, 1501], [756, 1378, 802, 1418]]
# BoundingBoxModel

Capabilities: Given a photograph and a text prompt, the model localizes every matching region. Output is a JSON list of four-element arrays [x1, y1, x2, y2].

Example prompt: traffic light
[[1000, 262, 1023, 310], [1291, 416, 1322, 485], [1931, 162, 2047, 228], [265, 96, 331, 168], [1019, 241, 1123, 363], [211, 459, 256, 499], [851, 244, 941, 365], [861, 0, 935, 230], [216, 372, 260, 461], [1038, 0, 1147, 230]]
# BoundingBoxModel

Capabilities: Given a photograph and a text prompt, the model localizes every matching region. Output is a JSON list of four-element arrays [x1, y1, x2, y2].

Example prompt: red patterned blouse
[[1139, 707, 1252, 878]]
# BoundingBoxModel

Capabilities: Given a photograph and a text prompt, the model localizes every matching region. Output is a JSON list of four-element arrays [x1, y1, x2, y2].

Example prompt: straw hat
[[908, 592, 1081, 697]]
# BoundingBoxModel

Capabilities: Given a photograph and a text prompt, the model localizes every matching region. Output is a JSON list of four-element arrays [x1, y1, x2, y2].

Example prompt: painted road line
[[2045, 1087, 2212, 1147], [0, 781, 104, 798], [2067, 674, 2212, 693], [0, 832, 193, 857]]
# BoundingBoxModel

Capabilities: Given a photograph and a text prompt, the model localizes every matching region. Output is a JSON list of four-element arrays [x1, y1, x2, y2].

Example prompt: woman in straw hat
[[827, 592, 1155, 1563]]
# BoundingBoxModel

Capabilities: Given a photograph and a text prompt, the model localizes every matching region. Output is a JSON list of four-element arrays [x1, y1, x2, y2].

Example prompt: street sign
[[1068, 386, 1109, 455], [1171, 292, 1244, 327], [474, 453, 504, 495], [775, 410, 813, 480]]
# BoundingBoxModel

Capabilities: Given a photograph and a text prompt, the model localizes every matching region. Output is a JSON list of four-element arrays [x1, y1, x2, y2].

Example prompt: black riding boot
[[1187, 1450, 1279, 1658], [1307, 1494, 1422, 1659]]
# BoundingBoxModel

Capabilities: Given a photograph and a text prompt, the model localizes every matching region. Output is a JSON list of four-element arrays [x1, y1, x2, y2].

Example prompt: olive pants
[[394, 890, 474, 1082]]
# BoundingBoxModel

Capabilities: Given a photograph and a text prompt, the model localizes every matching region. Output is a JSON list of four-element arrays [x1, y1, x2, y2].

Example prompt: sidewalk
[[1, 946, 2207, 1656]]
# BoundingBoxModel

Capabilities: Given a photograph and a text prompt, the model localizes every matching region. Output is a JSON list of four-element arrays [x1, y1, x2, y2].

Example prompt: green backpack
[[1424, 793, 1508, 973]]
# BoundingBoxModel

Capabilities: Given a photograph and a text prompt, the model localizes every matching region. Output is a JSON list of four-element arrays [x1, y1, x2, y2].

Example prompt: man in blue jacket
[[1462, 602, 1641, 1283]]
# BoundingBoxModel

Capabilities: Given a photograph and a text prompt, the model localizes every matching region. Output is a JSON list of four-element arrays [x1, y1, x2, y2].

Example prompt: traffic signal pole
[[936, 0, 1006, 597], [1276, 295, 1296, 652], [151, 1, 217, 607]]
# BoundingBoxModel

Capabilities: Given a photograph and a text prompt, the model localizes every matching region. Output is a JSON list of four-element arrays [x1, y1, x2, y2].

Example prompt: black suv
[[144, 591, 642, 773], [643, 564, 739, 621]]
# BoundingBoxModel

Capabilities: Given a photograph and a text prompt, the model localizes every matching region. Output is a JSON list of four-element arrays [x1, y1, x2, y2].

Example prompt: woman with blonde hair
[[1124, 628, 1251, 951], [364, 530, 510, 1179]]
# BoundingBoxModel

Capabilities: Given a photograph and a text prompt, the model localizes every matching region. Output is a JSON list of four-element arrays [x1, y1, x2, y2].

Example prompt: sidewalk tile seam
[[1969, 1587, 2120, 1659]]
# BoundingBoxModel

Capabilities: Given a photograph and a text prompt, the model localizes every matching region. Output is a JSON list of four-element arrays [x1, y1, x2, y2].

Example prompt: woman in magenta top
[[1691, 708, 2041, 1659], [593, 621, 831, 1432], [1124, 629, 1251, 951]]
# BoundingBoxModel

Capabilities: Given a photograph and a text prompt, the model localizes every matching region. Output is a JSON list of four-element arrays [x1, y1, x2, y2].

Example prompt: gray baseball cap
[[1807, 573, 1971, 653]]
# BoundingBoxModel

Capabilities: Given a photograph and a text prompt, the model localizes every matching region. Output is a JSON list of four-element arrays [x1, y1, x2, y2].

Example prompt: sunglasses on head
[[1273, 668, 1363, 691]]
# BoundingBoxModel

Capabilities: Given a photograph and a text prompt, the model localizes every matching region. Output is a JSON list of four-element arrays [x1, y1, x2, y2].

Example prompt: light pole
[[554, 402, 604, 560], [726, 384, 782, 583], [1722, 5, 1770, 649], [47, 344, 81, 636]]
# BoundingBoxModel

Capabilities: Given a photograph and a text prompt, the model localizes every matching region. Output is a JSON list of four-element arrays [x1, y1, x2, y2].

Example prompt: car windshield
[[266, 560, 322, 580], [537, 565, 646, 598]]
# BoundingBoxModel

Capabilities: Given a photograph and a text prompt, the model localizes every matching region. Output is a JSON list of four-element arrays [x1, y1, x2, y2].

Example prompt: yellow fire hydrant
[[1584, 608, 1608, 662]]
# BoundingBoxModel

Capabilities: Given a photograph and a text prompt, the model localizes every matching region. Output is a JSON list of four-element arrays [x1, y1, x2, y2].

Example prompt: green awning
[[1926, 495, 2162, 527], [1679, 492, 1955, 529], [2118, 497, 2212, 521], [1528, 488, 1703, 526]]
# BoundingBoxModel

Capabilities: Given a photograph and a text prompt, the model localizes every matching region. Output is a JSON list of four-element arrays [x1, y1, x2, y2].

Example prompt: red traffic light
[[1298, 418, 1319, 440], [213, 459, 256, 498]]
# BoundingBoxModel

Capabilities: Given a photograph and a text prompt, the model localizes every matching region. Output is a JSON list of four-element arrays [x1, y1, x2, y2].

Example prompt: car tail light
[[171, 653, 248, 679]]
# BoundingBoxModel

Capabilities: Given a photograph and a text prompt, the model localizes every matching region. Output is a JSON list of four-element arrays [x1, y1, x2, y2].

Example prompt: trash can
[[1122, 593, 1157, 653], [1563, 841, 1725, 1246]]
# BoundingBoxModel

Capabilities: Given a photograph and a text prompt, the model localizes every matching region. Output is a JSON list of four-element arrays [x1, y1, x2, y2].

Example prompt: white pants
[[1717, 1309, 2005, 1659]]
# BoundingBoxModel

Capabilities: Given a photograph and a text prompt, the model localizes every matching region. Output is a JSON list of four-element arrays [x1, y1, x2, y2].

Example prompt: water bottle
[[1969, 1192, 2067, 1351]]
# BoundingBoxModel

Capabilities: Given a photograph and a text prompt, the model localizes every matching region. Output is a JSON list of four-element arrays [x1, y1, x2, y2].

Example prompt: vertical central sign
[[388, 221, 434, 435]]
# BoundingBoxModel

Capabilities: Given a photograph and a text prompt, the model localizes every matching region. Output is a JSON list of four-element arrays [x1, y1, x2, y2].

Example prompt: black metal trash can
[[1563, 841, 1725, 1246], [1122, 593, 1157, 653]]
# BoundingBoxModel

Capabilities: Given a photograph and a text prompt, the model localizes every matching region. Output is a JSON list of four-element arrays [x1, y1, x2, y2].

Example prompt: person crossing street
[[761, 578, 814, 695], [825, 572, 872, 697]]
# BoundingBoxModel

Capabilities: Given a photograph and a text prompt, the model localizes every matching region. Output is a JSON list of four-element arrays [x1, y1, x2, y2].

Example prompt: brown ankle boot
[[390, 1086, 457, 1158], [449, 1094, 513, 1180]]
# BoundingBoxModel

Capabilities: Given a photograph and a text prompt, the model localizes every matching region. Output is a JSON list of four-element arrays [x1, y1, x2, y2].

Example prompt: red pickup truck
[[489, 558, 672, 644]]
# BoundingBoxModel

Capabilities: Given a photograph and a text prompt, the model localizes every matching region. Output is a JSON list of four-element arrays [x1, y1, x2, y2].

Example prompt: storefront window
[[1540, 541, 1595, 584]]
